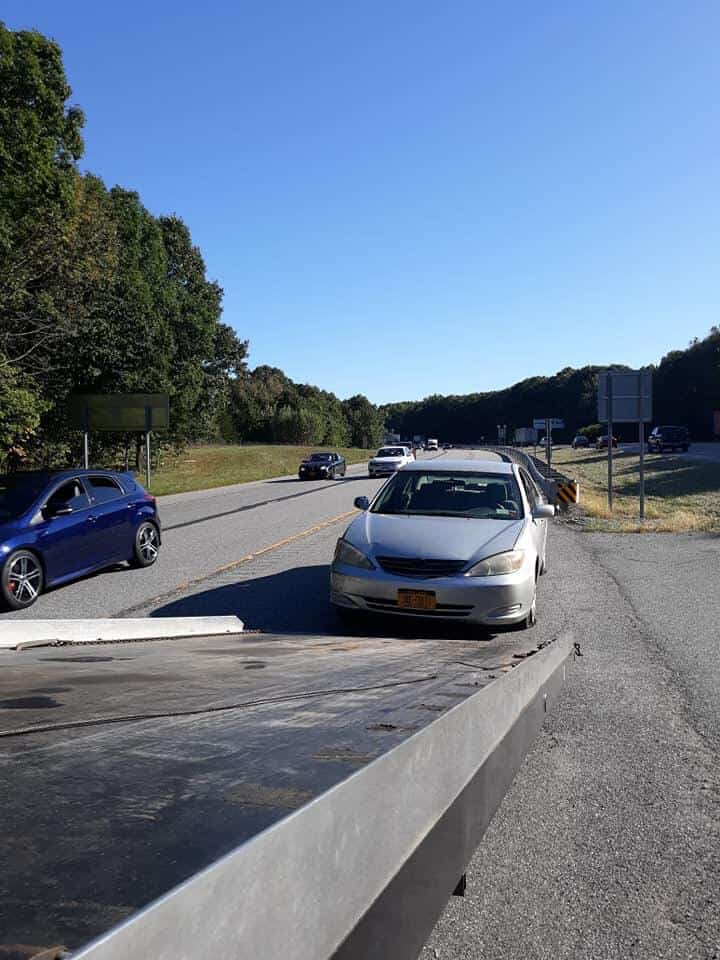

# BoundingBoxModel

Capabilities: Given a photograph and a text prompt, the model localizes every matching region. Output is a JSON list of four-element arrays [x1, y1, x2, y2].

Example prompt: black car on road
[[648, 426, 689, 453], [298, 452, 347, 480]]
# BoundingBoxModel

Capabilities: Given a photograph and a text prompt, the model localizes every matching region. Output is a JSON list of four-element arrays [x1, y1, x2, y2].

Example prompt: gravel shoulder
[[422, 525, 720, 960]]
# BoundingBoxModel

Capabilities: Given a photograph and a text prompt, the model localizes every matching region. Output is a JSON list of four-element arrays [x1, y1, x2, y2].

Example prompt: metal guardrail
[[72, 635, 573, 960], [475, 446, 558, 504]]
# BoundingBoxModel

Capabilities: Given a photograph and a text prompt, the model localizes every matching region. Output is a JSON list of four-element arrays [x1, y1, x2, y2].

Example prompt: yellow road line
[[121, 509, 357, 616], [210, 510, 357, 575]]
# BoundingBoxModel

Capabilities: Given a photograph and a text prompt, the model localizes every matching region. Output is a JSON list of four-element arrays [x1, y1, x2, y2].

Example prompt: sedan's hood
[[346, 513, 523, 565]]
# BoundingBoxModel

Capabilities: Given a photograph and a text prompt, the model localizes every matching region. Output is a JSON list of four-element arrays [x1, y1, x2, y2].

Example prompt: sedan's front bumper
[[299, 469, 330, 480], [330, 562, 535, 626]]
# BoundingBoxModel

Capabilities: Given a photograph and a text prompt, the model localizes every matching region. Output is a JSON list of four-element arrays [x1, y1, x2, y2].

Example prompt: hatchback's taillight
[[144, 493, 157, 508]]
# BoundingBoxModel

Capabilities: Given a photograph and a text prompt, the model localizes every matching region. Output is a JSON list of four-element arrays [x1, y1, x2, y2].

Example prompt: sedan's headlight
[[465, 549, 525, 577], [333, 538, 375, 570]]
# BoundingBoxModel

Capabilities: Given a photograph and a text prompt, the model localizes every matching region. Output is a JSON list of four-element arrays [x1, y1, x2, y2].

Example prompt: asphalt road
[[0, 448, 480, 624], [3, 449, 719, 958], [616, 441, 720, 462]]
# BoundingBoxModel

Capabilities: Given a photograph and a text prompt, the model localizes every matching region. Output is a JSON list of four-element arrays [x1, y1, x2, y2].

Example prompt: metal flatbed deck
[[0, 630, 570, 958]]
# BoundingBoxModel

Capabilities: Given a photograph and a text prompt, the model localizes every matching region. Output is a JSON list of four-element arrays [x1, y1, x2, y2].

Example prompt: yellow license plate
[[397, 589, 437, 611]]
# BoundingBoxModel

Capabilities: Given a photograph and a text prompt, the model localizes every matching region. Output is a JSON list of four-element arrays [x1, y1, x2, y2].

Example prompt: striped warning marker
[[556, 480, 579, 506]]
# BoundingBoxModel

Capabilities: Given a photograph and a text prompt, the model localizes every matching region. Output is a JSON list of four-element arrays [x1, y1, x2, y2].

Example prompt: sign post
[[533, 418, 564, 472], [145, 405, 153, 491], [639, 419, 645, 519], [545, 419, 552, 471], [81, 405, 90, 469], [607, 376, 613, 511], [598, 371, 652, 518]]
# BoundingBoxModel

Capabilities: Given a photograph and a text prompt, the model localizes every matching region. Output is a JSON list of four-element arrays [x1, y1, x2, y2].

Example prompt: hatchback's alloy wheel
[[2, 551, 44, 609], [133, 522, 160, 567]]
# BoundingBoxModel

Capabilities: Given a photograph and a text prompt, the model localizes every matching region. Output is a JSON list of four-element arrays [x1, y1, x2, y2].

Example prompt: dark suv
[[647, 426, 689, 453]]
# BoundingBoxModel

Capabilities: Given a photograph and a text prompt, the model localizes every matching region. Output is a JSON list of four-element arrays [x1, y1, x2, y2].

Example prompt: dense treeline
[[0, 24, 383, 468], [223, 366, 384, 448], [383, 330, 720, 443]]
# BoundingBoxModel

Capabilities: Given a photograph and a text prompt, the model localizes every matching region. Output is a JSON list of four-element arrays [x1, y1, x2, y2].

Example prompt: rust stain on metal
[[366, 722, 420, 733], [0, 947, 68, 960], [224, 784, 314, 808], [311, 750, 375, 765]]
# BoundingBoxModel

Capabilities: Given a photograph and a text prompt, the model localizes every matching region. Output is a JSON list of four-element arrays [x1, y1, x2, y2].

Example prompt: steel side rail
[[479, 445, 559, 503], [73, 635, 573, 960]]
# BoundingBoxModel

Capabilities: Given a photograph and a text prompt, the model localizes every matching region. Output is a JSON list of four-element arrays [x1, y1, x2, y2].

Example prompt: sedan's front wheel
[[132, 522, 160, 568], [519, 591, 537, 630], [1, 550, 44, 610]]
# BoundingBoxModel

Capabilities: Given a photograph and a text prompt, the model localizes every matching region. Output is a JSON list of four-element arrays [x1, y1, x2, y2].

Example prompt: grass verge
[[541, 447, 720, 533], [143, 444, 374, 496]]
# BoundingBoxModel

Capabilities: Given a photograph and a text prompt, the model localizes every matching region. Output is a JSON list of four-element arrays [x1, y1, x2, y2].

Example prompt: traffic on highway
[[1, 447, 553, 626]]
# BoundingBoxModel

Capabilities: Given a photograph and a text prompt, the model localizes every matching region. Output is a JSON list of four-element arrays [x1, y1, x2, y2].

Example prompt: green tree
[[0, 22, 85, 367], [342, 394, 384, 448], [0, 360, 46, 465]]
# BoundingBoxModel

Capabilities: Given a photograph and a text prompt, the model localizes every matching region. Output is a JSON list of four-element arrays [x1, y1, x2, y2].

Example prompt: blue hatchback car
[[0, 470, 161, 610]]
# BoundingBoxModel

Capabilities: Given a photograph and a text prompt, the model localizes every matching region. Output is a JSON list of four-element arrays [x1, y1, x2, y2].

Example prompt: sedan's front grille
[[375, 556, 467, 579]]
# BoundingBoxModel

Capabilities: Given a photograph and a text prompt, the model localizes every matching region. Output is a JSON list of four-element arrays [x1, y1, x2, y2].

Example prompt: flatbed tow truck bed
[[0, 629, 572, 960]]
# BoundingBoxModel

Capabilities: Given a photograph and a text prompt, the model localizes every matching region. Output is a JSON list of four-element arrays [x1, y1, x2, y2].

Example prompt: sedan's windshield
[[371, 471, 523, 520], [376, 448, 405, 458], [310, 453, 333, 461], [0, 475, 48, 520]]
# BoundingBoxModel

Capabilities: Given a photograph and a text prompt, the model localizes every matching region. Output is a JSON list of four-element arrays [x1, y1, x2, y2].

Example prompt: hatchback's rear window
[[87, 475, 124, 503]]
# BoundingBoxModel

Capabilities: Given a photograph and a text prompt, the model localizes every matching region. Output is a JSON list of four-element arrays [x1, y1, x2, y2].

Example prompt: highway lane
[[0, 450, 466, 622], [0, 460, 380, 621]]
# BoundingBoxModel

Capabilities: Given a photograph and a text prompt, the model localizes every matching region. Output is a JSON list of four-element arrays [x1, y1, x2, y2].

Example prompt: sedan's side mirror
[[532, 503, 555, 519], [354, 496, 370, 511], [46, 505, 73, 519]]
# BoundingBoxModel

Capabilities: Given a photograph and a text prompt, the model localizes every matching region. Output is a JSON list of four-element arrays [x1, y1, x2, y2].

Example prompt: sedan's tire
[[1, 549, 44, 610], [519, 591, 537, 630], [132, 521, 160, 568], [335, 605, 365, 626]]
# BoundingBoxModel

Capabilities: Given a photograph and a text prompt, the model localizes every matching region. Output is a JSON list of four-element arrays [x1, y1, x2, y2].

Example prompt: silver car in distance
[[330, 459, 554, 629]]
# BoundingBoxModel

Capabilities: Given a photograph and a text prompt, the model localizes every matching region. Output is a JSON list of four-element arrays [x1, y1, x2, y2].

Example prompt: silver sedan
[[330, 459, 553, 629]]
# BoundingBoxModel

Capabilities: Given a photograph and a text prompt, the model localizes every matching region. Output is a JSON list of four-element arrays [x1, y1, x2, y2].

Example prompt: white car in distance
[[368, 446, 414, 478]]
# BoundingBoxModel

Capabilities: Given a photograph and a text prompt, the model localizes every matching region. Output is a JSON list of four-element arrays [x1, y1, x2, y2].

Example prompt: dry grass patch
[[541, 448, 720, 533]]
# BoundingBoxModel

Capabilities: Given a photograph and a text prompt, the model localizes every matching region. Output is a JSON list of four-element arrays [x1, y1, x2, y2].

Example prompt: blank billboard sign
[[597, 372, 652, 423], [69, 394, 170, 432]]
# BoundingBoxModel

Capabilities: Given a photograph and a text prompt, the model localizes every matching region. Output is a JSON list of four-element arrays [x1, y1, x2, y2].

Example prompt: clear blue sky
[[5, 1, 719, 403]]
